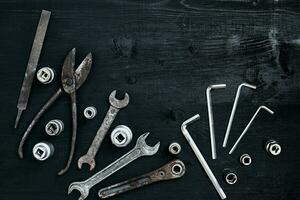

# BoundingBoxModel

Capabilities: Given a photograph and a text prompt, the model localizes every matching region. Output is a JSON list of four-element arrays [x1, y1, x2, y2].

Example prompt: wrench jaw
[[135, 132, 160, 156], [109, 90, 130, 109], [78, 155, 96, 171], [68, 182, 89, 200]]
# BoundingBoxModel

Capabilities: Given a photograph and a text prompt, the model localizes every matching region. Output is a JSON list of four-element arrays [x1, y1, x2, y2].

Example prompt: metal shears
[[18, 48, 92, 175]]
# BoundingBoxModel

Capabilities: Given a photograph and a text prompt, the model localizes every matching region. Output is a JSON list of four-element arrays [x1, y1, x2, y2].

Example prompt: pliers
[[18, 48, 92, 175]]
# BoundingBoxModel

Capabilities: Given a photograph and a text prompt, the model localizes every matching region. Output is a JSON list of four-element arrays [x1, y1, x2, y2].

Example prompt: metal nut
[[32, 142, 54, 161], [265, 140, 281, 156], [45, 119, 64, 136], [224, 172, 238, 185], [240, 154, 252, 166], [36, 67, 55, 84], [169, 142, 181, 155], [83, 106, 97, 119], [110, 125, 133, 147]]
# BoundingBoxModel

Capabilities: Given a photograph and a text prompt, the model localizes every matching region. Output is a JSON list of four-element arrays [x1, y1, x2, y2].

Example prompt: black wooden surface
[[0, 1, 299, 200]]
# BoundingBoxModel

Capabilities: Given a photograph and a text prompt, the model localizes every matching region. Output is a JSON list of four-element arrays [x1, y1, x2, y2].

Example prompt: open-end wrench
[[78, 90, 130, 170], [98, 159, 185, 199], [69, 133, 160, 200]]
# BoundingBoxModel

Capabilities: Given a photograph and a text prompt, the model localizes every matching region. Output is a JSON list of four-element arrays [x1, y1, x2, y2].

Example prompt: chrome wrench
[[98, 159, 185, 199], [78, 90, 130, 170], [68, 133, 160, 200]]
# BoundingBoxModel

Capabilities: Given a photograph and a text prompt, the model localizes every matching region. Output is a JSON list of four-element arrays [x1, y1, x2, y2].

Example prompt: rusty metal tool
[[181, 114, 227, 200], [222, 83, 256, 147], [206, 84, 226, 159], [17, 48, 92, 176], [98, 159, 185, 199], [15, 10, 51, 128], [78, 90, 130, 171], [228, 106, 274, 154], [68, 133, 160, 200]]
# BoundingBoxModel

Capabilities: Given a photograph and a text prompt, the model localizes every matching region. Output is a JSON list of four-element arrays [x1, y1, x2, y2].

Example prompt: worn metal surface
[[181, 114, 227, 200], [57, 48, 78, 175], [14, 10, 51, 128], [78, 90, 130, 171], [98, 159, 185, 199], [69, 133, 160, 200], [206, 84, 226, 159], [229, 105, 274, 154], [17, 51, 92, 159]]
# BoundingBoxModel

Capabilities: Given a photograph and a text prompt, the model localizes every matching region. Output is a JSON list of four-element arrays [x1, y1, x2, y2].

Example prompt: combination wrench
[[68, 133, 160, 200], [78, 90, 130, 170], [98, 159, 185, 199]]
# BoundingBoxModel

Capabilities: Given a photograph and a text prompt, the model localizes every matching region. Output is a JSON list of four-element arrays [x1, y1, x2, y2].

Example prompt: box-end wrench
[[181, 114, 227, 200], [68, 133, 160, 200], [78, 90, 129, 171], [98, 159, 185, 199]]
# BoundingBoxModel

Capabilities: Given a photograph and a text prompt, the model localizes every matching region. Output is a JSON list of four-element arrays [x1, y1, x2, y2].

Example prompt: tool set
[[14, 9, 282, 200]]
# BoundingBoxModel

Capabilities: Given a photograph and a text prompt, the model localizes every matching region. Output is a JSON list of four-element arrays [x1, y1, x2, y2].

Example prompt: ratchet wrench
[[98, 159, 185, 198]]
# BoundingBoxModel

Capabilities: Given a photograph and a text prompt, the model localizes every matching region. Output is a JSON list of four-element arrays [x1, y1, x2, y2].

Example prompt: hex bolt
[[83, 106, 97, 119], [32, 142, 54, 161], [224, 171, 238, 185], [45, 119, 64, 136], [36, 67, 55, 84], [265, 140, 281, 156], [240, 154, 252, 166], [111, 125, 133, 147], [169, 142, 181, 155]]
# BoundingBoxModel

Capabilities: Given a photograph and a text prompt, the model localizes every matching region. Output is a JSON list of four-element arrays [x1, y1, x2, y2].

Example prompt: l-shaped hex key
[[181, 114, 227, 200], [206, 84, 226, 159], [229, 106, 274, 154], [222, 83, 256, 147]]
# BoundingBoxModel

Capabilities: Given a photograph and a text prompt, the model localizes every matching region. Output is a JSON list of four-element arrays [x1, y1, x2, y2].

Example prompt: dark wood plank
[[0, 1, 299, 200]]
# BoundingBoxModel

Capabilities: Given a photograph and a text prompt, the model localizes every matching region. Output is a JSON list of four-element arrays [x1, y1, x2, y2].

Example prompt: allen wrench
[[181, 114, 227, 200], [229, 106, 274, 154], [222, 83, 256, 147], [206, 84, 226, 159]]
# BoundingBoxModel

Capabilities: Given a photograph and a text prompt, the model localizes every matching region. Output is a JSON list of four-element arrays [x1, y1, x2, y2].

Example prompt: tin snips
[[18, 48, 92, 175]]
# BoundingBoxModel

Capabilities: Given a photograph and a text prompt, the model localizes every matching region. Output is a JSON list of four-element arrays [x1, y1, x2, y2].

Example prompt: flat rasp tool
[[15, 10, 51, 128]]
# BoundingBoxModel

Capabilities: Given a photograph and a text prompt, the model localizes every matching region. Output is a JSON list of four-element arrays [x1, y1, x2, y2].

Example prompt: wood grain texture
[[0, 1, 299, 200]]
